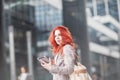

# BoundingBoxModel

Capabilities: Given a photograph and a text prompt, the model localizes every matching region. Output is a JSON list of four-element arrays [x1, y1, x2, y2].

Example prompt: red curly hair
[[49, 25, 75, 55]]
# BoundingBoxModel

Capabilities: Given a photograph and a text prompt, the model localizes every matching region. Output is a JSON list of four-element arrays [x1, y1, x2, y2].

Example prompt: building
[[63, 0, 120, 80], [1, 0, 63, 80], [0, 0, 120, 80], [86, 0, 120, 80]]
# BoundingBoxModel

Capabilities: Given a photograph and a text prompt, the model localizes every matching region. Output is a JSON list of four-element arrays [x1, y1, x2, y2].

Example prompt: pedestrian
[[40, 26, 76, 80], [18, 66, 31, 80]]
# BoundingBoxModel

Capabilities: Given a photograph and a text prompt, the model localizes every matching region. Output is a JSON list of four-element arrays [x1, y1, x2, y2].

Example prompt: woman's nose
[[56, 36, 59, 39]]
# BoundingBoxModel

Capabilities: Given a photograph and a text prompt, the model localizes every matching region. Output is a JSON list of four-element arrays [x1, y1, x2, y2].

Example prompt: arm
[[49, 44, 75, 75]]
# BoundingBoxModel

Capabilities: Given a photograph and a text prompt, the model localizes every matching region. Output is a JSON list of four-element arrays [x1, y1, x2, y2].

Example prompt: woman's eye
[[58, 34, 61, 36], [55, 34, 61, 37], [55, 35, 57, 37]]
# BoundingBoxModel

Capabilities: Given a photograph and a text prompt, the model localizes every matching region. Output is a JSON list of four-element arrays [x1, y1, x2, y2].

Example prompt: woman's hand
[[40, 58, 52, 70]]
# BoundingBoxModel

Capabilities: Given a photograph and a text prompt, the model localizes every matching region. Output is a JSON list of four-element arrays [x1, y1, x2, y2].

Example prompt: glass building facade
[[1, 0, 63, 80], [0, 0, 120, 80], [86, 0, 120, 80]]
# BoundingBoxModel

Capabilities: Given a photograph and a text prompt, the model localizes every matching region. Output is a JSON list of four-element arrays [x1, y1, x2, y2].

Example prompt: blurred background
[[0, 0, 120, 80]]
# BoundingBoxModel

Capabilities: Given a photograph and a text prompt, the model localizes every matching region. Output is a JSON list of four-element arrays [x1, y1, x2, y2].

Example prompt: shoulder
[[63, 44, 75, 58], [63, 44, 75, 53], [63, 44, 74, 50]]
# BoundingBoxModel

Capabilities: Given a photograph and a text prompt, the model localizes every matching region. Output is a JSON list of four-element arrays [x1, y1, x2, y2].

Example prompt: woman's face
[[54, 30, 62, 45], [21, 67, 26, 73]]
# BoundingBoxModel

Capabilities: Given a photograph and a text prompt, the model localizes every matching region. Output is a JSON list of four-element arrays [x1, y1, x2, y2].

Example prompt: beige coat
[[49, 44, 75, 80]]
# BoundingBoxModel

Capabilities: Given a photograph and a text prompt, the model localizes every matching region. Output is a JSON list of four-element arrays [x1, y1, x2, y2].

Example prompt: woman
[[40, 26, 76, 80], [18, 66, 31, 80]]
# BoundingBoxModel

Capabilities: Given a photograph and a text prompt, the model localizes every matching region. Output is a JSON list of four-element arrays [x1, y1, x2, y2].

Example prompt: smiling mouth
[[57, 40, 60, 41], [57, 40, 61, 42]]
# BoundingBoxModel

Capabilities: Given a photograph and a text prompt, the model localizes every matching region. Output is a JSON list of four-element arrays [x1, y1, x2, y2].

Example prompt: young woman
[[40, 26, 76, 80], [18, 66, 31, 80]]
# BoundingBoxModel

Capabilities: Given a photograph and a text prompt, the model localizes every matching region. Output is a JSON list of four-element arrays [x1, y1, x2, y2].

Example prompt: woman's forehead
[[55, 30, 61, 35]]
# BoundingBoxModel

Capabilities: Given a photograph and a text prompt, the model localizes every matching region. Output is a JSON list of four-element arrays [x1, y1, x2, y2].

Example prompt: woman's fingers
[[40, 58, 52, 70], [40, 60, 46, 65], [49, 58, 52, 64]]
